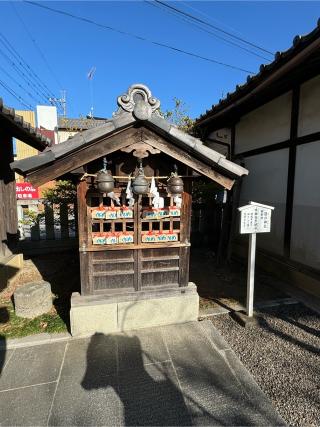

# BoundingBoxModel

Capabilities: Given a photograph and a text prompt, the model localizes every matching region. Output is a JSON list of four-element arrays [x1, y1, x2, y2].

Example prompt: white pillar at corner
[[246, 233, 256, 317], [238, 202, 274, 319]]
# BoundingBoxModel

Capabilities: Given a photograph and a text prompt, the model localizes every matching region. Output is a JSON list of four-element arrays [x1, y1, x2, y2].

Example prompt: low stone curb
[[199, 297, 298, 318], [0, 332, 72, 350]]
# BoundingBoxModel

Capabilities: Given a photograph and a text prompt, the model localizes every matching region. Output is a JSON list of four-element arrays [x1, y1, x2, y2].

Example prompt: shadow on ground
[[190, 248, 288, 312], [48, 328, 282, 426], [0, 321, 284, 426], [0, 306, 8, 375], [23, 250, 80, 331], [81, 333, 192, 426]]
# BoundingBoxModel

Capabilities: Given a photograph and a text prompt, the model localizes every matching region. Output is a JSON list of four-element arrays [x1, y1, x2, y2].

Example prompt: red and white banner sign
[[16, 182, 39, 200]]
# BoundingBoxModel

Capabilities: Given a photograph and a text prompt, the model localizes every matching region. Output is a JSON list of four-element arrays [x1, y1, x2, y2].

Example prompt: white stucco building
[[196, 21, 320, 298]]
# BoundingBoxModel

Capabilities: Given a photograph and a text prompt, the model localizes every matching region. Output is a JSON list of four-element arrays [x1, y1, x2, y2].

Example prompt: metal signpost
[[238, 202, 275, 317]]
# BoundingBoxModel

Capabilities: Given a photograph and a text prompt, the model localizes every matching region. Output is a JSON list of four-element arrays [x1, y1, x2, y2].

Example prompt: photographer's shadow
[[81, 332, 192, 426]]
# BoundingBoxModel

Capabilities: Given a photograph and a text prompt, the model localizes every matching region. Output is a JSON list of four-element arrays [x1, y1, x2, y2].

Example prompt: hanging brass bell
[[167, 171, 184, 195], [132, 160, 149, 195], [96, 170, 115, 194]]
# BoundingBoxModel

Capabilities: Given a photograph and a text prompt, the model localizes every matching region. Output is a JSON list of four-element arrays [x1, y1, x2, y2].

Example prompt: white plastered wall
[[291, 141, 320, 269], [205, 140, 229, 157], [298, 74, 320, 137], [57, 130, 78, 144], [240, 149, 289, 255], [36, 105, 58, 144], [235, 92, 292, 154]]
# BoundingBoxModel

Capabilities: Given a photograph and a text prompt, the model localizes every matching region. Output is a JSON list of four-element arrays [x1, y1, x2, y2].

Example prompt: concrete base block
[[70, 283, 199, 337], [70, 301, 118, 337], [231, 310, 261, 328]]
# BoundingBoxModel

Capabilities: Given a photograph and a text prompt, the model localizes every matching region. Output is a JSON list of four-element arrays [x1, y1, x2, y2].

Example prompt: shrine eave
[[11, 83, 248, 188]]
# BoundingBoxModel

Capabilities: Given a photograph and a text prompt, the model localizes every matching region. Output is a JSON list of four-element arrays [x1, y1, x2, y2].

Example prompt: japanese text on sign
[[16, 183, 39, 200], [238, 203, 274, 234]]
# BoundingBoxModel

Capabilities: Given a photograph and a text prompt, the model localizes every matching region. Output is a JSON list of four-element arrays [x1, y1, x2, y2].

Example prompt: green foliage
[[18, 181, 77, 231], [42, 180, 76, 204], [19, 209, 44, 227], [0, 300, 67, 338], [162, 97, 195, 134]]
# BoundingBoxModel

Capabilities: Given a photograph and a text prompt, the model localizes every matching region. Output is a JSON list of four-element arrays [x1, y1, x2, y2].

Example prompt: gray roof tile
[[0, 98, 52, 149], [196, 19, 320, 125], [58, 117, 109, 130]]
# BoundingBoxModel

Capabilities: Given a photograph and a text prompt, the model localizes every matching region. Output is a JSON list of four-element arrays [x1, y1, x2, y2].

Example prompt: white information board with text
[[239, 204, 273, 234], [237, 202, 275, 317]]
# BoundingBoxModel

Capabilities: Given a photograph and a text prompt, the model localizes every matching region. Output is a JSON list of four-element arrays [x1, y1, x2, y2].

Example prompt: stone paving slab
[[0, 342, 66, 391], [0, 321, 285, 426], [48, 374, 120, 426], [60, 334, 117, 381], [0, 348, 14, 371], [0, 382, 56, 427], [0, 332, 71, 350], [117, 328, 169, 371]]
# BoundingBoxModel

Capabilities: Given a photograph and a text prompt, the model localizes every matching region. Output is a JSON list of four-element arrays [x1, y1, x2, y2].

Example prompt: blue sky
[[0, 1, 319, 120]]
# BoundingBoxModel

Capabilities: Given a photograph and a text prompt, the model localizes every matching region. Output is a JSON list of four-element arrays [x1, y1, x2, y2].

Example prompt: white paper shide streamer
[[150, 177, 164, 209], [125, 177, 135, 207], [173, 195, 182, 208], [107, 192, 120, 205]]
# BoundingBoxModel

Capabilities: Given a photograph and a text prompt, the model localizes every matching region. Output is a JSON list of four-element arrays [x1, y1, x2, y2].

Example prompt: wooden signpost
[[238, 202, 275, 317]]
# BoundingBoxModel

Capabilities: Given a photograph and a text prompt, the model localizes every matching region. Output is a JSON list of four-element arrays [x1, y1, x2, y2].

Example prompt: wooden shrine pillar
[[0, 129, 18, 259]]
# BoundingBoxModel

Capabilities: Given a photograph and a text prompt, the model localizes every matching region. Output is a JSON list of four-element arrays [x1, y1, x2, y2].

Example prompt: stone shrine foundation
[[70, 282, 199, 336]]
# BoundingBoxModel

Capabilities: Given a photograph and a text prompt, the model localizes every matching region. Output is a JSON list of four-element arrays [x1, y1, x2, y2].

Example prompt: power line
[[12, 3, 74, 116], [0, 63, 42, 104], [0, 32, 62, 111], [11, 2, 63, 92], [24, 1, 255, 74], [0, 43, 50, 104], [146, 1, 271, 62], [0, 78, 34, 109], [0, 32, 53, 100], [154, 0, 274, 57], [180, 1, 244, 38]]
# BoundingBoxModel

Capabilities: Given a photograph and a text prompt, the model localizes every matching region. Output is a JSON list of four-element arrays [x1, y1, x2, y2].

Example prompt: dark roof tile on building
[[196, 19, 320, 127], [0, 98, 52, 150], [58, 116, 109, 131]]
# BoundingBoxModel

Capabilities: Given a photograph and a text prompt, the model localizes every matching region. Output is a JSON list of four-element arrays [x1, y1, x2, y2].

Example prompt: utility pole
[[49, 90, 66, 117]]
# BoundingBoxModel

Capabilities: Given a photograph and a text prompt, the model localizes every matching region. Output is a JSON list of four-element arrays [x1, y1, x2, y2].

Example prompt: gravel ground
[[210, 303, 320, 427]]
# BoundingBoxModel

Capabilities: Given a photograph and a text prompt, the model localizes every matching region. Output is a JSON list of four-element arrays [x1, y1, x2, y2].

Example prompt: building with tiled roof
[[0, 97, 54, 286], [196, 19, 320, 299], [57, 116, 109, 144]]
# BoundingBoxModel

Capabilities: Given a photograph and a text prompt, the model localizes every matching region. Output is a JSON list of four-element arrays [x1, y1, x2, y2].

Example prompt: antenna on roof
[[87, 66, 96, 118]]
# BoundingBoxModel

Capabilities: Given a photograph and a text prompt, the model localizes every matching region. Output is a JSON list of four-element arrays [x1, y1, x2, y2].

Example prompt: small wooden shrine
[[12, 84, 248, 334]]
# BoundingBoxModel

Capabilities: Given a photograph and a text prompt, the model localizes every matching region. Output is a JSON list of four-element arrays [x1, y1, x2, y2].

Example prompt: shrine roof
[[11, 84, 248, 185]]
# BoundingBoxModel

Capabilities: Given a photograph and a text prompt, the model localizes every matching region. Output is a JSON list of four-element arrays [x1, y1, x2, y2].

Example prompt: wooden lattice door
[[79, 182, 190, 296]]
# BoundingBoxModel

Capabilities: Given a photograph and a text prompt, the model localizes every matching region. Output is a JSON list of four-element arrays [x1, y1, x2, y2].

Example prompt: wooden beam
[[121, 142, 160, 158], [284, 85, 300, 258], [26, 127, 138, 186], [234, 130, 320, 159], [142, 128, 235, 189]]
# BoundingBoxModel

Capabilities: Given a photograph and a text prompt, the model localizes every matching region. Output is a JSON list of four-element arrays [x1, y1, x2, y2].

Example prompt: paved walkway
[[0, 321, 284, 426]]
